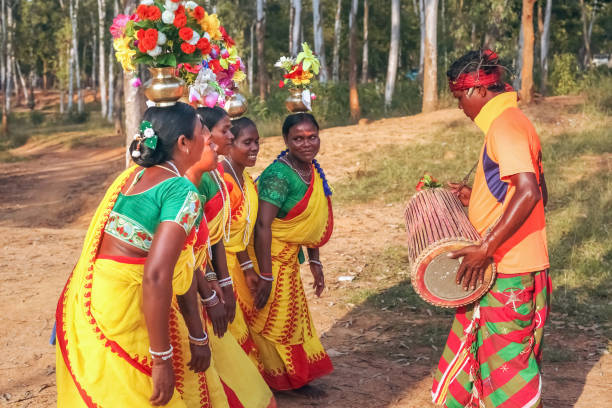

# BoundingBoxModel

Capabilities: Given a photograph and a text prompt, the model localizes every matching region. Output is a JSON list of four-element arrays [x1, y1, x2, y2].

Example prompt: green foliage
[[582, 68, 612, 112], [550, 53, 581, 95], [29, 110, 45, 126]]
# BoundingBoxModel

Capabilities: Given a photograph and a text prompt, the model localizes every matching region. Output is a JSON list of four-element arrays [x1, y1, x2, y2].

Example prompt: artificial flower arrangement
[[415, 174, 442, 191], [110, 0, 246, 108], [275, 42, 319, 111]]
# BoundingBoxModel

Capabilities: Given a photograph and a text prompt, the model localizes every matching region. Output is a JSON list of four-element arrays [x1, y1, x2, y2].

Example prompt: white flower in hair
[[147, 46, 162, 57], [133, 133, 141, 140], [144, 128, 156, 138], [157, 32, 167, 45], [164, 0, 179, 12], [162, 10, 175, 24]]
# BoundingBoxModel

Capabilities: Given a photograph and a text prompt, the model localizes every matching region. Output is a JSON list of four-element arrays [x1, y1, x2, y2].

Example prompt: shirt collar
[[474, 92, 518, 134]]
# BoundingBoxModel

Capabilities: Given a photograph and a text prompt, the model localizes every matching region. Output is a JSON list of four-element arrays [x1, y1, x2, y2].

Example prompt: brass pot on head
[[285, 88, 309, 113], [144, 67, 185, 107], [225, 93, 248, 118]]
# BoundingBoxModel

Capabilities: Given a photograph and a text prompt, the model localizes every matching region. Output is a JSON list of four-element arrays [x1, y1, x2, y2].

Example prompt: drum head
[[411, 240, 496, 308]]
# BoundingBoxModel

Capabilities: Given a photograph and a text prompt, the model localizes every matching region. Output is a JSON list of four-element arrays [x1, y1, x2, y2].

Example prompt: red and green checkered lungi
[[432, 270, 552, 408]]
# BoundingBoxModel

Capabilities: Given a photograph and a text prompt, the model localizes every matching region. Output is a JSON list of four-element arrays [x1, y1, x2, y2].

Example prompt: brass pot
[[225, 93, 248, 117], [285, 88, 309, 113], [144, 67, 185, 107]]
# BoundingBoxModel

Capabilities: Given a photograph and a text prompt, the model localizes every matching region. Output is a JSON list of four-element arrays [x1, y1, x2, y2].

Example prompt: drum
[[404, 188, 495, 308]]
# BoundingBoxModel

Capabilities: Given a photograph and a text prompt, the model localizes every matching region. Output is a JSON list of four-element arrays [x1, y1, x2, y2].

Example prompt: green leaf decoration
[[144, 135, 158, 150]]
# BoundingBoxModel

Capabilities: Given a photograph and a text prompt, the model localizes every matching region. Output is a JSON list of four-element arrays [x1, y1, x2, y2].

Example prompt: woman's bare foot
[[291, 384, 327, 400]]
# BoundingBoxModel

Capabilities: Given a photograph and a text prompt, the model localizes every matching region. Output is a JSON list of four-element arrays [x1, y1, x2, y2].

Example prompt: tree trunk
[[332, 0, 342, 82], [289, 4, 294, 54], [60, 90, 65, 114], [540, 0, 552, 95], [108, 48, 114, 120], [4, 2, 12, 115], [291, 0, 302, 56], [70, 0, 84, 113], [312, 0, 329, 83], [98, 0, 107, 117], [348, 0, 360, 121], [418, 0, 425, 80], [15, 60, 29, 105], [579, 0, 592, 67], [28, 71, 36, 110], [422, 0, 438, 113], [360, 0, 369, 84], [92, 36, 97, 99], [68, 45, 74, 112], [123, 71, 144, 167], [113, 68, 123, 137], [256, 0, 267, 100], [519, 0, 536, 104], [513, 18, 524, 90], [384, 0, 400, 109], [248, 22, 254, 94], [0, 0, 5, 93]]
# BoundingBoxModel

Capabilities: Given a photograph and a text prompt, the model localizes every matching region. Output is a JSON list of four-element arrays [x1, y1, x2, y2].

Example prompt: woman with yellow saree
[[56, 103, 217, 407], [186, 108, 275, 408], [248, 113, 334, 397]]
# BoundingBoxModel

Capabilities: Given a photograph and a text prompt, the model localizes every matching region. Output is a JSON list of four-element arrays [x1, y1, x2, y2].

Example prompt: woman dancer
[[187, 107, 275, 408], [56, 103, 214, 407], [219, 117, 263, 369], [248, 113, 334, 397]]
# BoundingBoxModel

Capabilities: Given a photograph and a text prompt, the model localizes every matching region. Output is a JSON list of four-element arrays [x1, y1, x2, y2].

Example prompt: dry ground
[[0, 96, 609, 407]]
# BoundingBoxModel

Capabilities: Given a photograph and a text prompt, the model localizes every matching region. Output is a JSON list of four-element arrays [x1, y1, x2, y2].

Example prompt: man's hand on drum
[[449, 244, 490, 291], [447, 182, 472, 207]]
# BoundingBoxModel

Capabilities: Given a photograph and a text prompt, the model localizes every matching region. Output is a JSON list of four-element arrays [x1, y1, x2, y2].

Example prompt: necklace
[[224, 158, 252, 246], [280, 155, 312, 185], [155, 160, 181, 177], [210, 168, 231, 243]]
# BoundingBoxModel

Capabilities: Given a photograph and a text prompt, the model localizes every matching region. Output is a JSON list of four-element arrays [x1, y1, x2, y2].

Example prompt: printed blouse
[[258, 160, 308, 218]]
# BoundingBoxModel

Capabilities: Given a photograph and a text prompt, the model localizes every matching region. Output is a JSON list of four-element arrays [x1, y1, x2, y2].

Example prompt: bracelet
[[218, 277, 233, 288], [205, 271, 218, 281], [152, 352, 174, 361], [149, 345, 173, 357], [188, 333, 209, 346], [309, 259, 323, 267], [201, 290, 217, 303], [259, 274, 274, 282], [205, 296, 220, 308], [240, 261, 254, 271]]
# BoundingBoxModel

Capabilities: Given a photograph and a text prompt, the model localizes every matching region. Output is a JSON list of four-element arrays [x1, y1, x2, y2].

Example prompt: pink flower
[[131, 77, 142, 88], [311, 93, 317, 100], [110, 14, 139, 39]]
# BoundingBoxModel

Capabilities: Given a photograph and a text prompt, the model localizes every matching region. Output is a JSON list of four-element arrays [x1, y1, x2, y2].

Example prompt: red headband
[[448, 50, 514, 93]]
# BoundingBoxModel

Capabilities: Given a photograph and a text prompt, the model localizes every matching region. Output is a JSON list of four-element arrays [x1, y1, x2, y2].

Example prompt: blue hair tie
[[274, 149, 289, 162], [312, 159, 333, 197]]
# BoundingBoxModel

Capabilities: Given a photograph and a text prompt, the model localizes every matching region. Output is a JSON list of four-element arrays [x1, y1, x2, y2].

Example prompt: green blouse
[[197, 171, 219, 205], [258, 161, 308, 218], [104, 174, 202, 252]]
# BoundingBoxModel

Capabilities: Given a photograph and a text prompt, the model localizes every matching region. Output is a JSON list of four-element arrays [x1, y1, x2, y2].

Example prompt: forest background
[[0, 0, 611, 148]]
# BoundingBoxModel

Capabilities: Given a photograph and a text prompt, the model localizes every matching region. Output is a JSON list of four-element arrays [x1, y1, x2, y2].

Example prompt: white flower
[[164, 0, 179, 12], [147, 46, 162, 57], [188, 31, 200, 46], [185, 1, 198, 10], [162, 10, 175, 24], [274, 56, 295, 68], [157, 32, 167, 45], [140, 0, 154, 5], [202, 32, 210, 41], [144, 128, 155, 138], [133, 133, 141, 140]]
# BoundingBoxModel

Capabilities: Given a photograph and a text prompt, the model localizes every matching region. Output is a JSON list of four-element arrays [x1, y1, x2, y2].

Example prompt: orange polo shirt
[[468, 92, 549, 274]]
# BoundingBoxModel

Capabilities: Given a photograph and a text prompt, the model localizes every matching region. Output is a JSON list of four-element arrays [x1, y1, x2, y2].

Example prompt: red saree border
[[282, 165, 315, 221]]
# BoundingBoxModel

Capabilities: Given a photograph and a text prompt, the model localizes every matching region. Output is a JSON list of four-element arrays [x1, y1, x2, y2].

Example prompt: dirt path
[[0, 96, 609, 407]]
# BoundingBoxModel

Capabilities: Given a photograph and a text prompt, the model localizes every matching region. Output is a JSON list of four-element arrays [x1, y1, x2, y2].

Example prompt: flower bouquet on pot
[[276, 42, 319, 112], [110, 0, 237, 106]]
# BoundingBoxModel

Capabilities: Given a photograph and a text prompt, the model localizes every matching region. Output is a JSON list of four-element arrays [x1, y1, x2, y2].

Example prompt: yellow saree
[[247, 167, 334, 390]]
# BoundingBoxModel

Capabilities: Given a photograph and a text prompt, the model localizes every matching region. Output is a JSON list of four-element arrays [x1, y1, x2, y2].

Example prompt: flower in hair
[[139, 121, 158, 149]]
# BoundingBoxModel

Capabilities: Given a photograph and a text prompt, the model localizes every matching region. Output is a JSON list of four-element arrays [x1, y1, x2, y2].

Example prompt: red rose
[[208, 59, 222, 73], [196, 38, 211, 55], [219, 26, 235, 47], [137, 41, 147, 53], [193, 6, 205, 20], [142, 28, 158, 51], [173, 12, 187, 28], [136, 29, 145, 40], [136, 4, 148, 20], [170, 0, 180, 2], [147, 6, 161, 20], [415, 181, 425, 191], [181, 42, 196, 54], [278, 80, 285, 88], [179, 27, 193, 41]]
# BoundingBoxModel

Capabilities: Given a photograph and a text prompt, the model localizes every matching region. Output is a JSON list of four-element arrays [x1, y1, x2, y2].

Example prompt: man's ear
[[478, 86, 488, 97]]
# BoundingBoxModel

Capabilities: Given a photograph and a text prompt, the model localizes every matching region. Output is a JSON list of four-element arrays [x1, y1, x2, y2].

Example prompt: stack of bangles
[[240, 260, 253, 271], [149, 345, 173, 362], [218, 276, 233, 288], [205, 270, 218, 281], [201, 290, 220, 308], [188, 333, 209, 346]]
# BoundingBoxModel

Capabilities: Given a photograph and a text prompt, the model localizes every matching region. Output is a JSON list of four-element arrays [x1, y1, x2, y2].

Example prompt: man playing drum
[[432, 50, 551, 408]]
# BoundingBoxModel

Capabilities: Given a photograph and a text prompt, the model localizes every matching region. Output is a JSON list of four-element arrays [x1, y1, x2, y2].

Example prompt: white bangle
[[201, 290, 217, 303], [240, 261, 254, 271], [155, 352, 173, 361], [188, 333, 208, 342], [149, 345, 173, 357], [309, 259, 323, 267], [259, 274, 274, 282], [219, 278, 233, 288]]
